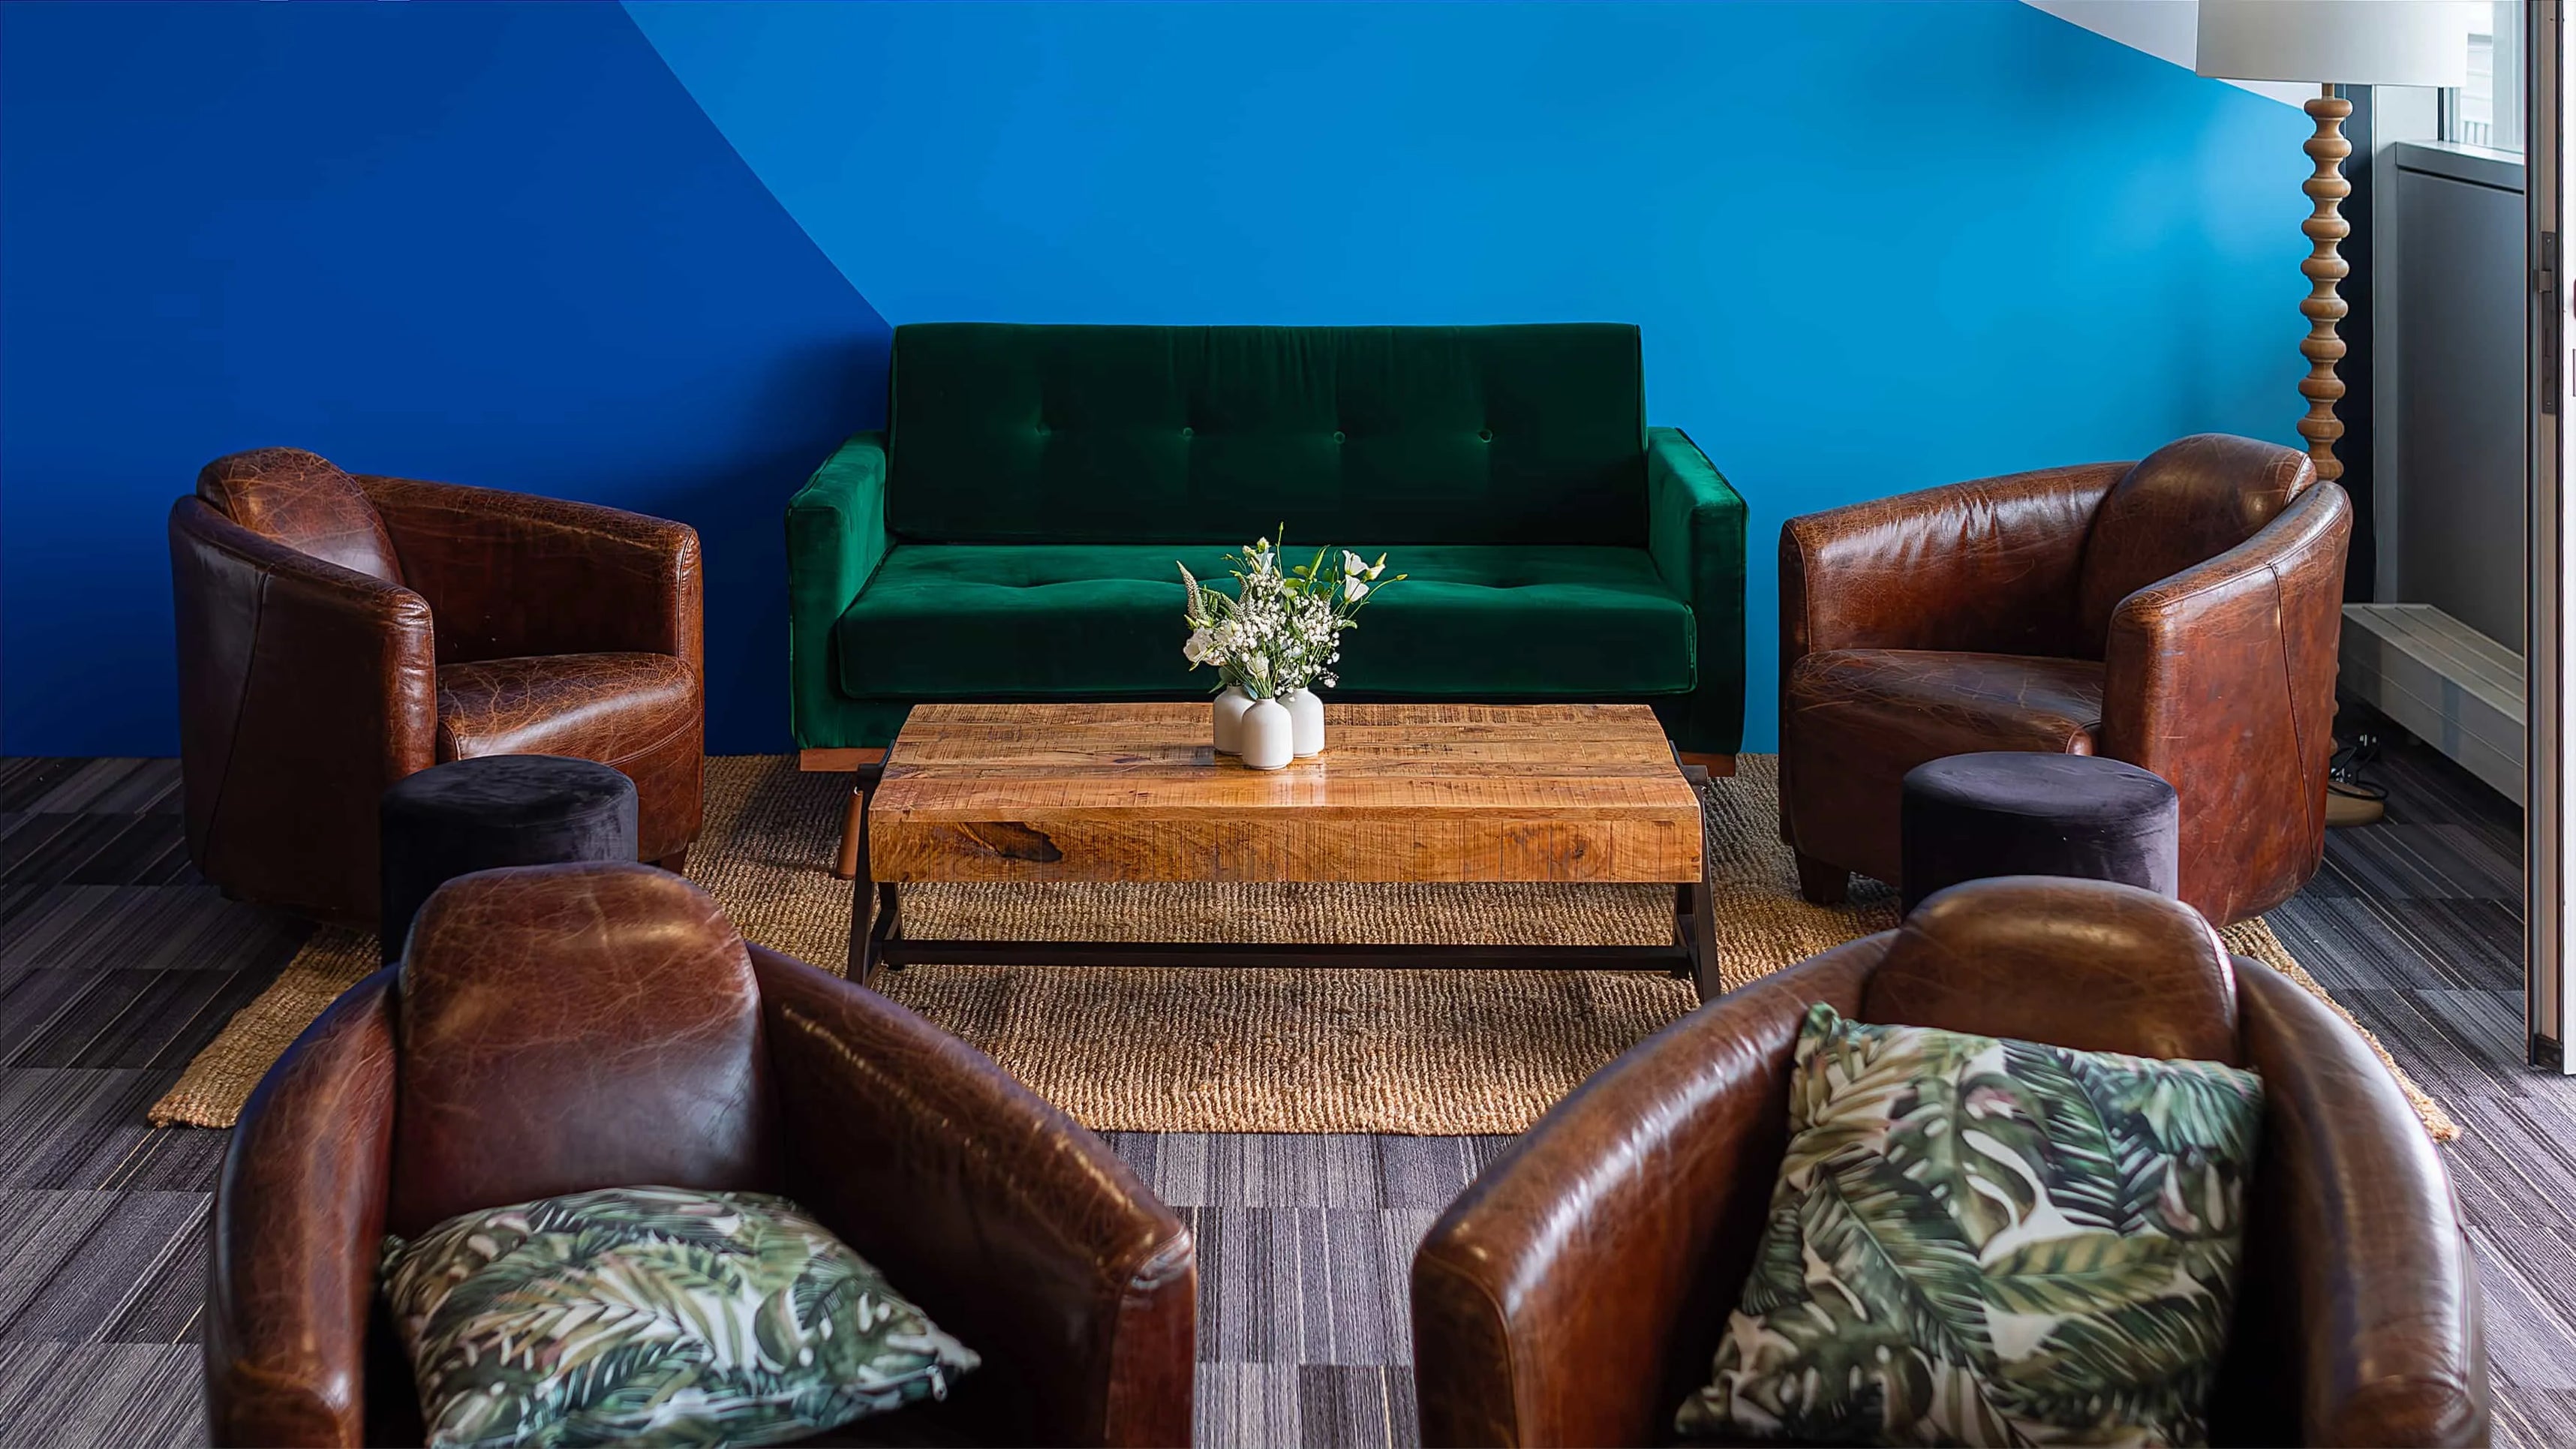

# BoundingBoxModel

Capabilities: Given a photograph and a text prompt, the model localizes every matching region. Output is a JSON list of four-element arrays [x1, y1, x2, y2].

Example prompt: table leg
[[853, 883, 899, 989], [848, 773, 886, 987], [1685, 878, 1718, 1003]]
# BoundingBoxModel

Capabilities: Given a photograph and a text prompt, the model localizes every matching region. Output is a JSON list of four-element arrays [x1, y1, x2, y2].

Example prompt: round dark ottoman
[[379, 756, 639, 961], [1898, 753, 2180, 914]]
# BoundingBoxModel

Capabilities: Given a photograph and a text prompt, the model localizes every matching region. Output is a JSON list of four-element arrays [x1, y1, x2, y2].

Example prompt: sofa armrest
[[356, 476, 702, 675], [170, 499, 439, 921], [1646, 428, 1749, 753], [749, 946, 1193, 1447], [788, 433, 893, 748], [1411, 940, 1884, 1447], [2231, 964, 2487, 1447], [2099, 482, 2350, 923], [1779, 461, 2121, 672], [206, 970, 400, 1448]]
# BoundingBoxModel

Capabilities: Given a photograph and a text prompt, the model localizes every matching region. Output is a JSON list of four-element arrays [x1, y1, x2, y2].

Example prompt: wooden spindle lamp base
[[2300, 84, 2351, 482]]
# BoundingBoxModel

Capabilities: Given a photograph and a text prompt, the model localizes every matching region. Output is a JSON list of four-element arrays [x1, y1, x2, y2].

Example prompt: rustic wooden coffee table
[[849, 702, 1716, 999]]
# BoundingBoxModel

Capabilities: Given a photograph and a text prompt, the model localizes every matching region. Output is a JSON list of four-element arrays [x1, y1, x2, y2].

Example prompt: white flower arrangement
[[1178, 531, 1402, 698]]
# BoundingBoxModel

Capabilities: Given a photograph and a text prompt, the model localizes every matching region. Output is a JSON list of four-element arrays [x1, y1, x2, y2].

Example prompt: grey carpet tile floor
[[0, 735, 2559, 1447]]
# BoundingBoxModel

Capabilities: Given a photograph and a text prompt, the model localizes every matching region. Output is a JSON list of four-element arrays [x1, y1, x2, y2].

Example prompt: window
[[2446, 1, 2527, 152]]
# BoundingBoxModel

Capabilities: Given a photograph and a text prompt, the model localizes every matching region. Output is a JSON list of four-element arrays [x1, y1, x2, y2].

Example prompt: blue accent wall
[[4, 0, 2308, 757], [627, 0, 2313, 752], [0, 0, 887, 756]]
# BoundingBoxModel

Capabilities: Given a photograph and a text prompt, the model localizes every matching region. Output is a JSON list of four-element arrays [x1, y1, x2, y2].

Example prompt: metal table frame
[[843, 759, 1719, 1000]]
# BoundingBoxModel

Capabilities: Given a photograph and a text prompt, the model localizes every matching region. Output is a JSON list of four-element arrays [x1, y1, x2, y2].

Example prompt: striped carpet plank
[[0, 1340, 203, 1448], [0, 732, 2561, 1447]]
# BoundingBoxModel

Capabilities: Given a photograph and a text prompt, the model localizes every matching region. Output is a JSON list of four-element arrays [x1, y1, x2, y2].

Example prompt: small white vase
[[1239, 699, 1295, 770], [1285, 687, 1324, 757], [1212, 686, 1253, 755]]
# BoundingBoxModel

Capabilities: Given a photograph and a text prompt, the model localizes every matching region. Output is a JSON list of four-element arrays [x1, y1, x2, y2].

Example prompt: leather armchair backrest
[[1860, 876, 2244, 1065], [387, 862, 777, 1237], [2075, 434, 2313, 648], [197, 447, 405, 585]]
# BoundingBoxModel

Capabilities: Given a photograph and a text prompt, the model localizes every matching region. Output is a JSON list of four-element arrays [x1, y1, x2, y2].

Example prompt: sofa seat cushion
[[835, 543, 1694, 699]]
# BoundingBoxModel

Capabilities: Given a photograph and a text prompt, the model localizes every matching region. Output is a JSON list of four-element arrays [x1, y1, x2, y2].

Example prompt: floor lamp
[[2198, 1, 2473, 827], [2196, 0, 2472, 483]]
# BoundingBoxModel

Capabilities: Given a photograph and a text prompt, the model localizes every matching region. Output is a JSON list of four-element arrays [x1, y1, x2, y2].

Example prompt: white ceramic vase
[[1285, 687, 1324, 757], [1212, 686, 1254, 754], [1239, 699, 1295, 770]]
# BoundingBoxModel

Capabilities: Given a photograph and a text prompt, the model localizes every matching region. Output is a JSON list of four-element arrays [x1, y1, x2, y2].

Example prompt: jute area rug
[[151, 755, 2457, 1141]]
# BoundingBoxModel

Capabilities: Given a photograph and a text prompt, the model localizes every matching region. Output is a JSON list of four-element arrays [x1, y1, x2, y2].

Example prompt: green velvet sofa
[[788, 323, 1746, 761]]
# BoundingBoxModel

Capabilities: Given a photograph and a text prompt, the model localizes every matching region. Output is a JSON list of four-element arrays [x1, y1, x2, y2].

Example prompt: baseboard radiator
[[2340, 603, 2525, 805]]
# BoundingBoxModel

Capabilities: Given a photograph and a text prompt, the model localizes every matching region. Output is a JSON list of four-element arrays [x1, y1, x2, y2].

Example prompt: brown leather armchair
[[170, 446, 705, 922], [206, 862, 1196, 1448], [1778, 434, 2350, 925], [1411, 876, 2484, 1449]]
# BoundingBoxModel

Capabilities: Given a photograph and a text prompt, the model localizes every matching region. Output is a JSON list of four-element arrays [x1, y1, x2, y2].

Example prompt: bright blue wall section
[[0, 1, 887, 756], [627, 0, 2313, 750]]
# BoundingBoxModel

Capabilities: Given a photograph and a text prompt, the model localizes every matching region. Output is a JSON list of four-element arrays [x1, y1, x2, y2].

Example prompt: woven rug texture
[[149, 753, 2458, 1140]]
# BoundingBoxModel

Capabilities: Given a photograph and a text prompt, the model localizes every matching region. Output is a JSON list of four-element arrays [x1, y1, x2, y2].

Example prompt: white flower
[[1342, 576, 1369, 602], [1341, 550, 1366, 577], [1368, 554, 1387, 579], [1183, 628, 1221, 666]]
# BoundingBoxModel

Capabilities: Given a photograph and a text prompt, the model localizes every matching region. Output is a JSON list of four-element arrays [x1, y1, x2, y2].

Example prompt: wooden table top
[[868, 702, 1705, 885]]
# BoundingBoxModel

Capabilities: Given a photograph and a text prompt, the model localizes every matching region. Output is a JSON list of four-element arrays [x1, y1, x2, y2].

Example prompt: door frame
[[2529, 0, 2568, 1069]]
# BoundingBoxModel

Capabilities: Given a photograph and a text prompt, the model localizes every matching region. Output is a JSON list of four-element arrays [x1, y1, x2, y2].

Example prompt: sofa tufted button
[[1478, 428, 1494, 442], [1180, 426, 1194, 438], [1035, 423, 1051, 437], [1332, 430, 1346, 443]]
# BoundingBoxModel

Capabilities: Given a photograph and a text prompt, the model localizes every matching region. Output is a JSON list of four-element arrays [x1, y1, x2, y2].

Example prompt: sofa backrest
[[885, 323, 1649, 546]]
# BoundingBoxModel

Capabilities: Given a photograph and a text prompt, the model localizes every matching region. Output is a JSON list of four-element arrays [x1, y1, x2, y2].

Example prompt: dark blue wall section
[[627, 0, 2313, 750], [0, 1, 888, 756]]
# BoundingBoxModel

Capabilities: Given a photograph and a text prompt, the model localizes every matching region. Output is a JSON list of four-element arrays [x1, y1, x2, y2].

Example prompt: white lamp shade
[[2195, 0, 2475, 87]]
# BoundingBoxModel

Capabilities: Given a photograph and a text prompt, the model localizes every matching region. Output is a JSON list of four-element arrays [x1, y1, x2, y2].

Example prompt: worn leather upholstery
[[170, 449, 704, 921], [1779, 434, 2349, 924], [195, 447, 405, 584], [207, 863, 1197, 1448], [1410, 876, 2486, 1448]]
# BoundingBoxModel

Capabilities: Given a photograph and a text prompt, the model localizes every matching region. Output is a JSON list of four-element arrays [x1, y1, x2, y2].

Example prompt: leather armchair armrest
[[170, 500, 437, 921], [2098, 483, 2351, 923], [1411, 940, 1885, 1448], [206, 970, 400, 1448], [356, 474, 702, 673], [2232, 965, 2488, 1447], [787, 433, 892, 747], [1646, 427, 1749, 753], [749, 946, 1193, 1448], [1779, 461, 2122, 669]]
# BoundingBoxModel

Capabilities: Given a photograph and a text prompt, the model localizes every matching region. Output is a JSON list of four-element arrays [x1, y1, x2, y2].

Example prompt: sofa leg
[[1794, 850, 1848, 906], [656, 847, 690, 876], [834, 785, 866, 881]]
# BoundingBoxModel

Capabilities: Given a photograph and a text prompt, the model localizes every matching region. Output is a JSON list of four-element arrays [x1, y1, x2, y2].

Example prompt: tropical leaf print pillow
[[380, 1185, 978, 1449], [1676, 1003, 2263, 1447]]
